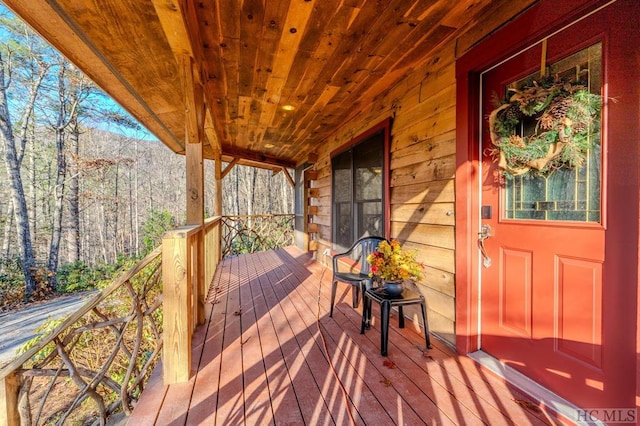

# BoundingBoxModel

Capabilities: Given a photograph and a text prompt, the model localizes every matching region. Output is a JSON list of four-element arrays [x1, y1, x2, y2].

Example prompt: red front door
[[479, 3, 636, 411]]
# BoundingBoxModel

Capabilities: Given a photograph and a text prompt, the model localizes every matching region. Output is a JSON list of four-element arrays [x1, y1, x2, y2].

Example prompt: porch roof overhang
[[4, 0, 494, 169]]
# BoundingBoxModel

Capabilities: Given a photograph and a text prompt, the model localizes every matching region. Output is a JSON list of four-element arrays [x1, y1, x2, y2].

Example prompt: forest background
[[0, 6, 293, 309]]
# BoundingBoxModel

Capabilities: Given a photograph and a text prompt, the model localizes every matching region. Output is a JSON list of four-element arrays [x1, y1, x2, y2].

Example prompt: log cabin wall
[[309, 1, 537, 346]]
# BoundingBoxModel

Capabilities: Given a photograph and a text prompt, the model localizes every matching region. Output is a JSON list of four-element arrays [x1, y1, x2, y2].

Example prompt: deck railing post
[[214, 221, 221, 263], [204, 217, 222, 298], [194, 230, 205, 326], [0, 372, 20, 426], [162, 230, 192, 384]]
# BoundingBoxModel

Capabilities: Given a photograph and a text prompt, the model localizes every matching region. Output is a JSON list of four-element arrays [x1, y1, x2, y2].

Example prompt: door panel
[[499, 248, 532, 338], [556, 256, 602, 368]]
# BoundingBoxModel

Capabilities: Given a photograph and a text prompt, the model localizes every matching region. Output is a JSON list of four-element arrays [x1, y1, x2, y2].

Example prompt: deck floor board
[[129, 247, 555, 425]]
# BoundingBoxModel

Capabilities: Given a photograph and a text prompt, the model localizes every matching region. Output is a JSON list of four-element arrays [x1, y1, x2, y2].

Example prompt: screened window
[[332, 131, 385, 252]]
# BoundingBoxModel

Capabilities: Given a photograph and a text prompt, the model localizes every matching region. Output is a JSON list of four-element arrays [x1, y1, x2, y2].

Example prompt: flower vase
[[383, 280, 404, 296]]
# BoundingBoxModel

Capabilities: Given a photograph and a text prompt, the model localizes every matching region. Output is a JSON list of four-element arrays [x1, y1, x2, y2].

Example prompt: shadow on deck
[[129, 246, 555, 425]]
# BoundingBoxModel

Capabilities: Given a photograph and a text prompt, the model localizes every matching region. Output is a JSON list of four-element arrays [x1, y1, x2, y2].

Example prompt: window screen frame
[[330, 119, 391, 252]]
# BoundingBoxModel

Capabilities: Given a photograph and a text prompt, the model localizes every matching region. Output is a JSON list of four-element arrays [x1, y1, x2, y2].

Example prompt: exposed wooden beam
[[281, 167, 295, 188], [204, 107, 221, 154], [151, 0, 193, 57], [221, 158, 239, 179], [185, 73, 205, 146], [151, 0, 204, 65], [307, 152, 319, 164], [223, 146, 297, 169]]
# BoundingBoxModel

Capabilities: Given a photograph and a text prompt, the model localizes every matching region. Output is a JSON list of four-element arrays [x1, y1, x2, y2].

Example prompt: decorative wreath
[[488, 75, 602, 176]]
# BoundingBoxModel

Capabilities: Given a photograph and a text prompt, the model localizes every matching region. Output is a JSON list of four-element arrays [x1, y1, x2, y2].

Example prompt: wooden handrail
[[204, 215, 222, 229], [222, 213, 293, 219], [162, 224, 201, 239]]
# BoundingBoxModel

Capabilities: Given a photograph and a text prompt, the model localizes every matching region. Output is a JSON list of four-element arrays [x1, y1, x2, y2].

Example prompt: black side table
[[361, 287, 432, 356]]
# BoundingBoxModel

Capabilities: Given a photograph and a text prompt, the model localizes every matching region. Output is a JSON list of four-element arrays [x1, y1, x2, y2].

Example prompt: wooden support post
[[305, 169, 319, 254], [162, 232, 192, 384], [154, 0, 210, 383], [303, 170, 310, 252], [183, 54, 206, 325], [185, 140, 204, 225], [183, 54, 204, 226], [1, 373, 21, 426], [186, 140, 205, 326], [214, 153, 222, 217], [214, 151, 223, 260]]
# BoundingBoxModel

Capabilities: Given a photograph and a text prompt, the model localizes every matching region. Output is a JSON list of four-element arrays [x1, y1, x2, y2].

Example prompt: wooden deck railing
[[0, 247, 163, 426], [0, 214, 290, 424], [221, 214, 294, 258]]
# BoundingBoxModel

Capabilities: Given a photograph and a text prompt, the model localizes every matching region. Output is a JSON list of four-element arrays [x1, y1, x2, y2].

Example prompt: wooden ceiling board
[[343, 2, 456, 93], [282, 3, 373, 113], [5, 0, 509, 169], [329, 0, 420, 85], [287, 3, 353, 100], [238, 0, 264, 99], [246, 0, 292, 149], [218, 0, 242, 39], [274, 1, 413, 147], [197, 2, 228, 155], [334, 0, 488, 118]]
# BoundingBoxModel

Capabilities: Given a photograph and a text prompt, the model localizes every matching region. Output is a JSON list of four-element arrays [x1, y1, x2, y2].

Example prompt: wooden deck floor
[[129, 247, 558, 425]]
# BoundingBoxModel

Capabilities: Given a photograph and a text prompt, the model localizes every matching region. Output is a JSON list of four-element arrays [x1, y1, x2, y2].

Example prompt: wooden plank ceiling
[[4, 0, 494, 169]]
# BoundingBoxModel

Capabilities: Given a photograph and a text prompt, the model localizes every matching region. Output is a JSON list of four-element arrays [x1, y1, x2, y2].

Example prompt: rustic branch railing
[[0, 247, 163, 426], [221, 214, 294, 258]]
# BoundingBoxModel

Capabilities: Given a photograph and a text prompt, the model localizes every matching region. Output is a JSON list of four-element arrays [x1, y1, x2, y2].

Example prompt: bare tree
[[0, 37, 50, 298], [66, 116, 80, 263], [46, 60, 90, 289]]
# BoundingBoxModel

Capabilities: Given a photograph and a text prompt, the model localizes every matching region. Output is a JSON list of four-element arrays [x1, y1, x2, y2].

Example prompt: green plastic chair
[[330, 236, 387, 317]]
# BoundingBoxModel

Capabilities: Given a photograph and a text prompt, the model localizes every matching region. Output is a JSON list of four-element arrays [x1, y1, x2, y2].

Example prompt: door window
[[502, 43, 602, 222]]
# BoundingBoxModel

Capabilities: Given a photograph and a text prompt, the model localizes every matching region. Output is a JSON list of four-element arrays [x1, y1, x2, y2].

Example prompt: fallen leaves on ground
[[383, 360, 396, 369], [514, 399, 541, 413], [380, 378, 392, 387]]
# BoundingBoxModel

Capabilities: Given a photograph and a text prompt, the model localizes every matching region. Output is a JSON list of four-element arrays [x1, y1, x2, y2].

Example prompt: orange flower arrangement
[[366, 240, 424, 282]]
